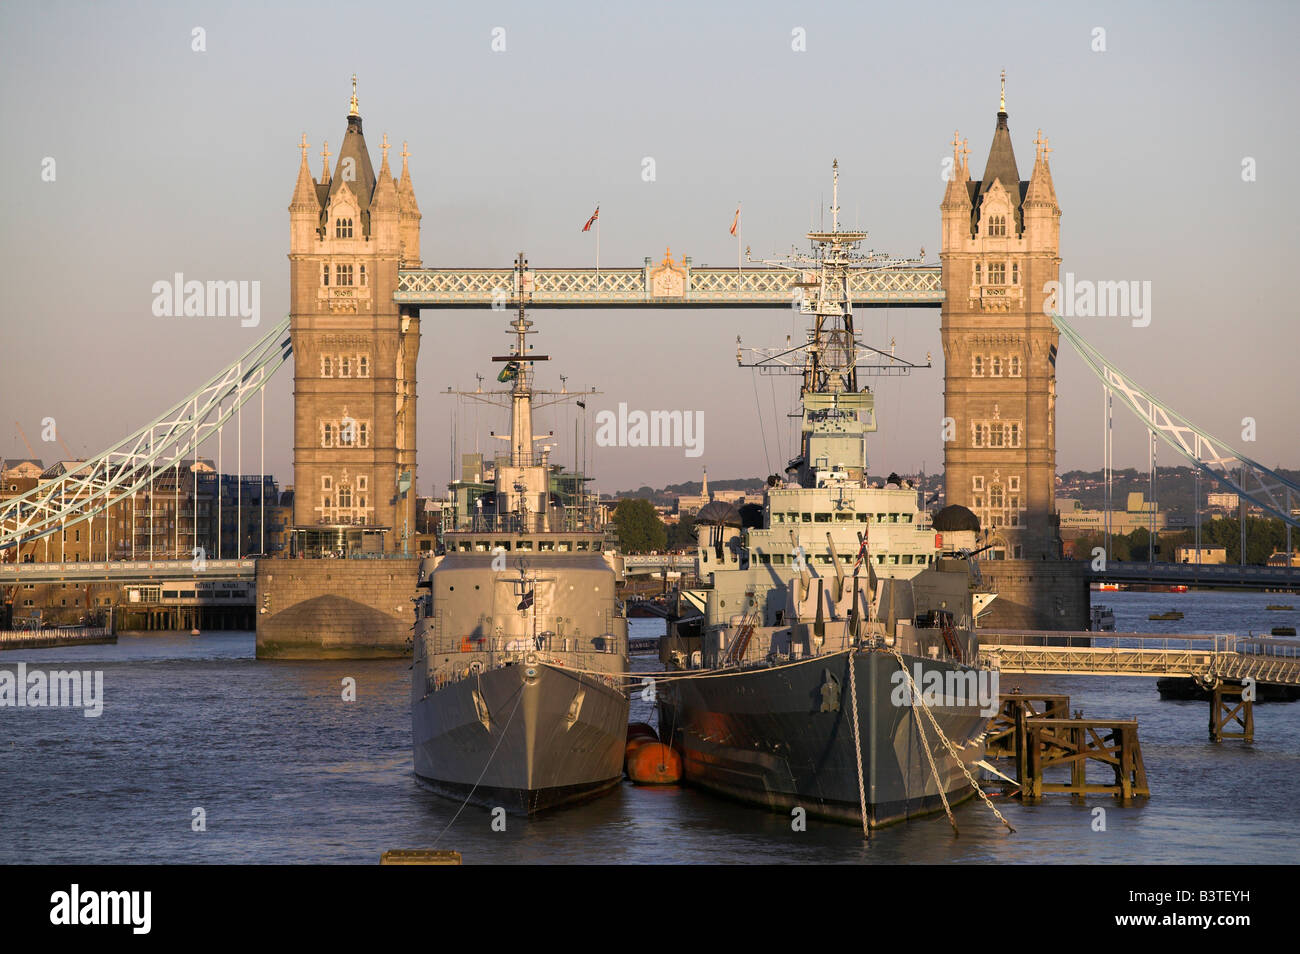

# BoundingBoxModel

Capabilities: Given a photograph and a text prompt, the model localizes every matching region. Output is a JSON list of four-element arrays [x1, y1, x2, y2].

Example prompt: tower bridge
[[4, 76, 1297, 648]]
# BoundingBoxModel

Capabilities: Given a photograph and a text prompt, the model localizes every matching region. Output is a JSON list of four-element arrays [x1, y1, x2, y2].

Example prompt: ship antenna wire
[[431, 685, 525, 847], [751, 368, 772, 475]]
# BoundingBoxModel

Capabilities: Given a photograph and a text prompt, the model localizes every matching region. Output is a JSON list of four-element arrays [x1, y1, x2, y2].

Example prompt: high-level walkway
[[395, 263, 943, 308]]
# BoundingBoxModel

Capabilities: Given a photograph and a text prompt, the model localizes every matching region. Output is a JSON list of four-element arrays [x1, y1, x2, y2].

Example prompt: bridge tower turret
[[287, 78, 421, 555]]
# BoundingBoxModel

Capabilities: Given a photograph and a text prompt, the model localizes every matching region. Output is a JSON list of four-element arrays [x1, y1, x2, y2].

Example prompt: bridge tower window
[[335, 217, 353, 238], [335, 264, 354, 287], [973, 355, 983, 376]]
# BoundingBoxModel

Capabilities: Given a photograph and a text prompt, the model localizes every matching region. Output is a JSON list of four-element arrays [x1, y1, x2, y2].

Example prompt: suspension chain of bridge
[[0, 318, 291, 572], [1052, 311, 1300, 578]]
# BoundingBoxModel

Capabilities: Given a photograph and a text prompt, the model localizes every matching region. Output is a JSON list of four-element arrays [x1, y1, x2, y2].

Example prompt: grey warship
[[412, 255, 629, 813], [657, 164, 999, 828]]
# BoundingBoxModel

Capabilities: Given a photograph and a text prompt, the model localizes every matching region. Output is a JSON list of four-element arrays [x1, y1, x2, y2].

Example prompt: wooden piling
[[1209, 684, 1254, 743], [1020, 718, 1149, 803]]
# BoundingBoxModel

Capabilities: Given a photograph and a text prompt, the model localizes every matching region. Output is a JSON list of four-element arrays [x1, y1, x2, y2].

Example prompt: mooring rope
[[912, 692, 958, 835], [846, 647, 870, 837], [888, 646, 1016, 834]]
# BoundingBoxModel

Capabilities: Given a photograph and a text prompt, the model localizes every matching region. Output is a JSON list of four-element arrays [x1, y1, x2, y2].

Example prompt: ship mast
[[737, 161, 931, 483], [443, 252, 603, 532], [508, 252, 538, 467]]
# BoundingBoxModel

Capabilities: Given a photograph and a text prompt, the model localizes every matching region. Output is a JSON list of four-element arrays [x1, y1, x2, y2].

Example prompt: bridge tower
[[940, 79, 1061, 561], [287, 78, 422, 554], [940, 78, 1086, 628]]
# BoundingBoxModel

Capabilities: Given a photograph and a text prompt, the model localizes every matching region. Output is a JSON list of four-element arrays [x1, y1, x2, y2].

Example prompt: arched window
[[359, 265, 367, 287], [322, 263, 330, 286], [335, 264, 354, 286], [335, 217, 353, 238], [974, 263, 981, 285], [990, 484, 1004, 509], [338, 485, 352, 508], [358, 355, 369, 377], [1009, 355, 1021, 377], [340, 356, 351, 377], [321, 356, 332, 377], [973, 355, 983, 376], [1011, 262, 1019, 284], [988, 215, 1007, 237], [359, 423, 369, 447], [992, 356, 1002, 376], [322, 423, 334, 447], [1010, 423, 1020, 446]]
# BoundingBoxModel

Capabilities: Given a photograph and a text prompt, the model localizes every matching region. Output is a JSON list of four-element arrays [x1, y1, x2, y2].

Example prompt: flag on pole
[[582, 207, 599, 232], [729, 205, 740, 236]]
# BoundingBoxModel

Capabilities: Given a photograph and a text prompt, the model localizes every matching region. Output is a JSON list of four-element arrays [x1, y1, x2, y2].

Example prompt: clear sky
[[1, 0, 1296, 497]]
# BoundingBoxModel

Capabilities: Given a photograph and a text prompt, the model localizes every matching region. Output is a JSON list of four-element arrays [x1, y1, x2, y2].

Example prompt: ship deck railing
[[709, 621, 970, 671], [426, 632, 624, 658]]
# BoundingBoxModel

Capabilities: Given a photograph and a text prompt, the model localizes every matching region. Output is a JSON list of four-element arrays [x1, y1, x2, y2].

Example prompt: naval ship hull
[[658, 649, 990, 828], [414, 662, 628, 814]]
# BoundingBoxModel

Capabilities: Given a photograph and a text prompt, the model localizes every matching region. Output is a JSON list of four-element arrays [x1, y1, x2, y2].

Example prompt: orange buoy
[[627, 742, 682, 785], [624, 735, 658, 764]]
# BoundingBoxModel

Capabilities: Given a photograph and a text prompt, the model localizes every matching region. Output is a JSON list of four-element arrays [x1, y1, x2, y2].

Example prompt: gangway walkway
[[981, 633, 1300, 686]]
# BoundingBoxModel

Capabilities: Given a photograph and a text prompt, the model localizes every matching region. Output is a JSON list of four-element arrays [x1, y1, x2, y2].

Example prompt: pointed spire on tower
[[290, 133, 319, 212], [398, 140, 419, 212], [1000, 69, 1006, 113], [371, 132, 399, 215], [320, 139, 331, 183], [942, 130, 971, 210], [702, 467, 709, 501], [1025, 128, 1059, 209], [349, 73, 359, 117]]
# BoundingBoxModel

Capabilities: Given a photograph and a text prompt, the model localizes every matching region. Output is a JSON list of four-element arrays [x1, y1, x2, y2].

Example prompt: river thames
[[2, 589, 1298, 864]]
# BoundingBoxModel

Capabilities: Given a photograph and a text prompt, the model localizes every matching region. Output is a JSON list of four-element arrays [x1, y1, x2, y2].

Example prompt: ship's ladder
[[940, 618, 964, 663], [723, 610, 763, 667]]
